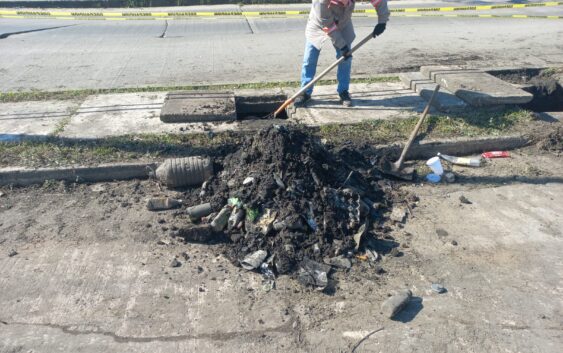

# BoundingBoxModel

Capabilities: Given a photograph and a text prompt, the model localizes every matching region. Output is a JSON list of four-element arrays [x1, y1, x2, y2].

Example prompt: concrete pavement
[[1, 7, 562, 92]]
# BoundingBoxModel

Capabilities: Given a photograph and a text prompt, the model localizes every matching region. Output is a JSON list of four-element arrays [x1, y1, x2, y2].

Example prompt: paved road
[[0, 5, 562, 92]]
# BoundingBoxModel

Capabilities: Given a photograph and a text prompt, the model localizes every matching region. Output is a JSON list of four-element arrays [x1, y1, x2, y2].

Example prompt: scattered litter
[[297, 258, 331, 289], [365, 249, 379, 262], [210, 206, 231, 232], [187, 202, 213, 220], [199, 181, 209, 197], [381, 289, 412, 319], [459, 195, 472, 204], [155, 156, 213, 188], [227, 197, 243, 208], [443, 172, 456, 183], [353, 222, 368, 250], [170, 258, 181, 267], [227, 208, 245, 230], [426, 156, 444, 175], [260, 263, 276, 291], [389, 247, 400, 257], [157, 238, 171, 245], [146, 197, 181, 211], [8, 249, 17, 257], [390, 207, 407, 223], [242, 176, 255, 185], [482, 151, 510, 159], [240, 250, 268, 270], [437, 152, 482, 167], [431, 283, 446, 294], [426, 173, 441, 183]]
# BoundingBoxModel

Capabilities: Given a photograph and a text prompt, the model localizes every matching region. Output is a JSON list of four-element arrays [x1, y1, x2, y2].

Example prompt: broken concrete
[[420, 66, 533, 107], [399, 72, 467, 113], [160, 91, 236, 123]]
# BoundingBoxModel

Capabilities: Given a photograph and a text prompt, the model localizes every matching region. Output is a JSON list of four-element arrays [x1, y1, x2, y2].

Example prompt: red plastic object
[[481, 151, 510, 159]]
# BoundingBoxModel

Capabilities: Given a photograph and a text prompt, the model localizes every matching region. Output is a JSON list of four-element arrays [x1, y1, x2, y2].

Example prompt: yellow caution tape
[[1, 2, 562, 20]]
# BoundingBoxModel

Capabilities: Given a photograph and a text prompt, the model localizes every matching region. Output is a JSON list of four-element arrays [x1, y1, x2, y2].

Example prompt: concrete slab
[[399, 72, 467, 113], [291, 82, 429, 126], [60, 92, 179, 139], [420, 66, 533, 107], [0, 100, 79, 142], [160, 91, 236, 123]]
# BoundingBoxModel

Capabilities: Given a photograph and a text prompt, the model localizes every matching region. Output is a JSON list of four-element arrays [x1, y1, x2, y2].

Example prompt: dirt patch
[[536, 125, 563, 154]]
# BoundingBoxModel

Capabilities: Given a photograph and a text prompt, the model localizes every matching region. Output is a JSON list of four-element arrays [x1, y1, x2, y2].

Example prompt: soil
[[174, 126, 409, 287]]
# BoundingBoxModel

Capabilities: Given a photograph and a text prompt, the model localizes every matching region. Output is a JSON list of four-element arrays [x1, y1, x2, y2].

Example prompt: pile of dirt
[[537, 126, 563, 154], [178, 125, 399, 288]]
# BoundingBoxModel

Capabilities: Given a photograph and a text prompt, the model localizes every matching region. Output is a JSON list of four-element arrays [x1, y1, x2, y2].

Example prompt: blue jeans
[[300, 41, 352, 95]]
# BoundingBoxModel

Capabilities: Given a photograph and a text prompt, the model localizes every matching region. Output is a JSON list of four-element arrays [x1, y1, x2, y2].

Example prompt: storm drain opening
[[235, 94, 289, 120], [489, 68, 563, 112]]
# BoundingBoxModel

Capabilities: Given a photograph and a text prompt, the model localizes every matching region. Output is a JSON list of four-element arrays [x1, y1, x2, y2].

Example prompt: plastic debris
[[260, 263, 276, 291], [245, 207, 259, 222], [426, 156, 444, 176], [426, 173, 441, 183], [353, 222, 368, 250], [146, 197, 181, 211], [390, 207, 407, 223], [437, 152, 482, 167], [297, 258, 331, 289], [228, 197, 243, 208], [381, 289, 412, 319], [482, 151, 510, 159], [243, 176, 255, 185], [155, 156, 213, 188], [228, 208, 245, 230], [431, 283, 446, 294], [187, 202, 213, 220], [211, 206, 231, 232], [199, 181, 209, 197], [240, 250, 268, 270], [326, 256, 352, 269]]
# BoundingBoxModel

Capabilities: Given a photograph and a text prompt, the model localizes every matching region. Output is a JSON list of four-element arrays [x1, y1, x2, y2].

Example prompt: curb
[[0, 162, 157, 186], [376, 134, 530, 160], [0, 135, 532, 187]]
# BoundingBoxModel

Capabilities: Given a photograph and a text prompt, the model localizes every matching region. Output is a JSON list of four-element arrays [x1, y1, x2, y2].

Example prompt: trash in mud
[[240, 250, 268, 270], [297, 258, 331, 289], [153, 125, 407, 291], [431, 283, 446, 294], [438, 152, 482, 167], [155, 156, 213, 188], [459, 195, 472, 204], [187, 202, 213, 221], [482, 151, 510, 159], [146, 197, 181, 211], [381, 289, 412, 319], [426, 173, 441, 183], [443, 172, 456, 183], [426, 156, 444, 175]]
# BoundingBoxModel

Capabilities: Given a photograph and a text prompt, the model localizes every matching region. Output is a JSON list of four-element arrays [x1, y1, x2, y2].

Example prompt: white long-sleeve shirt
[[305, 0, 390, 50]]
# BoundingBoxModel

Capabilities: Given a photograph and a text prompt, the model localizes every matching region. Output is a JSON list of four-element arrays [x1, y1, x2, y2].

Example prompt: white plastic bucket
[[426, 157, 444, 176]]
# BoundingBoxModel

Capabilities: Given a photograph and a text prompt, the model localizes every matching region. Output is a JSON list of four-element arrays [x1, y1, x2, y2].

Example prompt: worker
[[294, 0, 390, 107]]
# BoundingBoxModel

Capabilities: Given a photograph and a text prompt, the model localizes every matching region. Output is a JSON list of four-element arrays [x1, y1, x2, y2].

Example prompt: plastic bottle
[[155, 156, 213, 188], [437, 152, 482, 167]]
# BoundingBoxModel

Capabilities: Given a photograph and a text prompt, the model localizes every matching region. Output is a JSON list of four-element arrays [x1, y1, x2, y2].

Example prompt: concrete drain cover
[[160, 91, 236, 123]]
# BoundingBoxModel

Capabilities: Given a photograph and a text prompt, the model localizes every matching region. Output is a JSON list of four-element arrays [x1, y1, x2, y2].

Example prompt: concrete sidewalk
[[0, 82, 426, 141]]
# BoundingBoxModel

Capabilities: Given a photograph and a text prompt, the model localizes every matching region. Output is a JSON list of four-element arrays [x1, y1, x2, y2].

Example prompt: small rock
[[459, 195, 472, 204], [242, 176, 255, 185], [431, 283, 446, 294], [390, 207, 407, 223], [444, 172, 456, 183], [326, 256, 352, 269], [381, 289, 412, 319], [436, 228, 449, 237], [451, 240, 458, 246], [170, 258, 181, 268], [8, 249, 18, 257], [157, 238, 170, 246], [181, 252, 189, 260]]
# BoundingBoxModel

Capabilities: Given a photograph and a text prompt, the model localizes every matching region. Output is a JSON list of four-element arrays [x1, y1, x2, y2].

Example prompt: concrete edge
[[0, 162, 158, 187], [0, 135, 533, 187], [376, 134, 531, 160]]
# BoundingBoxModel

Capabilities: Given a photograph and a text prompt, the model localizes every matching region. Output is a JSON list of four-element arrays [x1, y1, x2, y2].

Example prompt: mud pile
[[182, 125, 393, 286]]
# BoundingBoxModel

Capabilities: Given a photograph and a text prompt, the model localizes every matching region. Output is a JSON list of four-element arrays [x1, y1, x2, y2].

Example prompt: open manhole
[[160, 91, 289, 123], [235, 94, 289, 120], [489, 68, 563, 112]]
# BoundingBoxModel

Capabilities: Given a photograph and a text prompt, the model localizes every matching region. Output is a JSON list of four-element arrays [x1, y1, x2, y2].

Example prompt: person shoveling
[[269, 0, 389, 118]]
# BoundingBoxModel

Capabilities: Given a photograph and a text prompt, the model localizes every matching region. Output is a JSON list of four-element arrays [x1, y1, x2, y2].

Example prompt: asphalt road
[[0, 6, 562, 92]]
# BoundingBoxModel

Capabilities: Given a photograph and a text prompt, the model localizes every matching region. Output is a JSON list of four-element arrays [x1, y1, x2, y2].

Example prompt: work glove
[[373, 23, 386, 37], [340, 45, 352, 60]]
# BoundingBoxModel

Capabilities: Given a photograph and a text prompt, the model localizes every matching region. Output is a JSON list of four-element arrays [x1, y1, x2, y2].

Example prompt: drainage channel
[[235, 94, 289, 120], [489, 68, 563, 113]]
